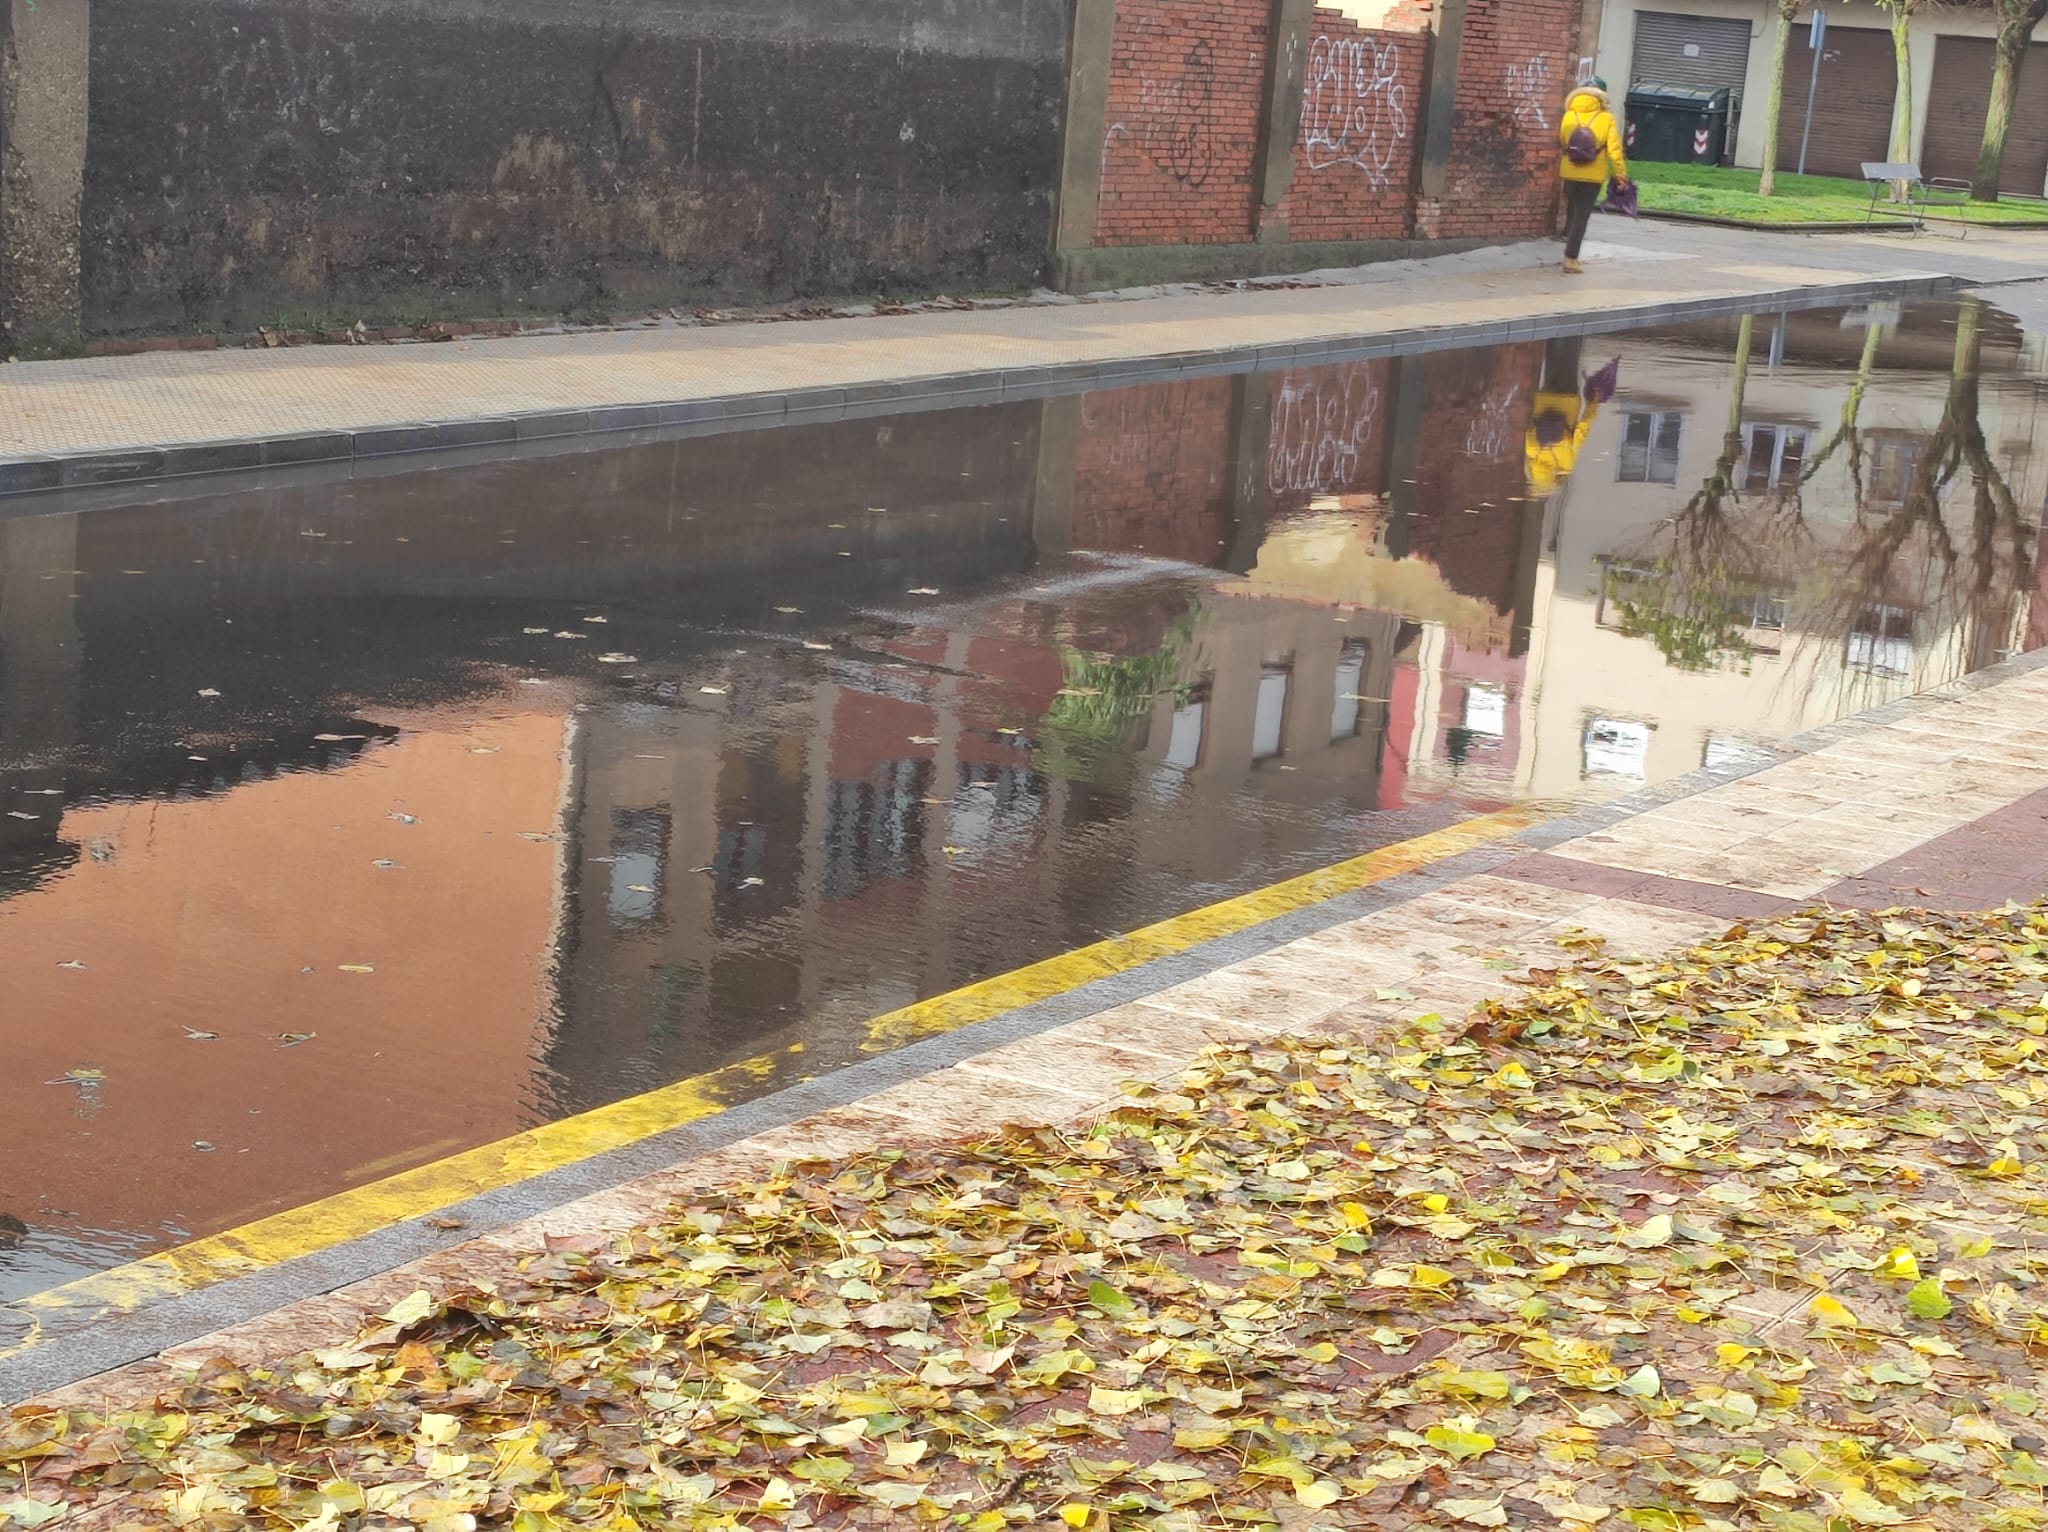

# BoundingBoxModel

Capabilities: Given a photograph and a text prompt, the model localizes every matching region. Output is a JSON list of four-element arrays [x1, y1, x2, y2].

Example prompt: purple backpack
[[1566, 124, 1601, 165]]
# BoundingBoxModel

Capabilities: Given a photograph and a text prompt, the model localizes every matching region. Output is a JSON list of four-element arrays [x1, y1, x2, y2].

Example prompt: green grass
[[1631, 159, 2048, 226]]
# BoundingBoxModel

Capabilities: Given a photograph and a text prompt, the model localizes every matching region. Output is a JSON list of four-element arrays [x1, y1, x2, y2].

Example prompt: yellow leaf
[[1961, 1236, 1996, 1258], [1059, 1506, 1092, 1530], [1339, 1202, 1372, 1230], [1837, 1487, 1908, 1525], [1623, 1214, 1674, 1249], [1716, 1344, 1758, 1367], [1425, 1423, 1497, 1461], [1087, 1386, 1152, 1416], [1809, 1294, 1859, 1329], [884, 1439, 928, 1467], [416, 1413, 460, 1445], [1296, 1480, 1344, 1509], [379, 1290, 434, 1327], [1878, 1246, 1920, 1281], [758, 1479, 797, 1512], [1421, 1193, 1451, 1214], [1413, 1264, 1456, 1288]]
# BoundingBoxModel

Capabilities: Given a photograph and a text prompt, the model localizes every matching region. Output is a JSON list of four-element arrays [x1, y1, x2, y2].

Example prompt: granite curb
[[0, 271, 1967, 504]]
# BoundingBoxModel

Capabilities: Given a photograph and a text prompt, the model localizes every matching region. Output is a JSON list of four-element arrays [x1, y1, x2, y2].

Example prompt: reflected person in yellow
[[1525, 337, 1620, 497]]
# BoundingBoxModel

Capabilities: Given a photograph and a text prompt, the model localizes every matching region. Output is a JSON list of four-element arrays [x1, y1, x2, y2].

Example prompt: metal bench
[[1860, 161, 1972, 235]]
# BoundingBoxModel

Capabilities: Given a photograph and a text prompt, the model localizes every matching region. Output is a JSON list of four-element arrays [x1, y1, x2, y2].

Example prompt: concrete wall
[[1592, 0, 2048, 180], [0, 0, 90, 352], [79, 0, 1068, 335]]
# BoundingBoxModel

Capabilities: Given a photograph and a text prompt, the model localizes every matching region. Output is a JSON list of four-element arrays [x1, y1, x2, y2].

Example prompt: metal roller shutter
[[1629, 12, 1755, 98], [1923, 35, 2048, 196], [1775, 26, 1896, 177]]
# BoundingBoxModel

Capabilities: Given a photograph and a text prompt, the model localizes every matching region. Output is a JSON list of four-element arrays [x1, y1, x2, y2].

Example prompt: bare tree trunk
[[1975, 6, 2043, 201], [1888, 6, 1916, 201], [1759, 3, 1797, 196]]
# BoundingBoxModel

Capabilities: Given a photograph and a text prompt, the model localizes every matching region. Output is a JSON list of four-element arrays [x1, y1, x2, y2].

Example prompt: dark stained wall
[[80, 0, 1068, 335]]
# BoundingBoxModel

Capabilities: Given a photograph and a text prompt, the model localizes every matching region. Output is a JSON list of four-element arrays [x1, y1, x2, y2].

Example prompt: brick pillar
[[1416, 0, 1467, 201], [0, 0, 89, 354], [1253, 0, 1315, 242]]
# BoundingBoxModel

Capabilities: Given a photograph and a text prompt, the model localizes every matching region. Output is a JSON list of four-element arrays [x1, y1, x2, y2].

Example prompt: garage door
[[1630, 11, 1755, 99], [1923, 35, 2048, 197], [1775, 26, 1896, 176]]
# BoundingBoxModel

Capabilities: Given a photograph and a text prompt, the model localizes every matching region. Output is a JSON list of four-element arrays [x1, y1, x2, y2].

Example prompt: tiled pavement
[[18, 654, 2048, 1411], [8, 223, 2048, 495]]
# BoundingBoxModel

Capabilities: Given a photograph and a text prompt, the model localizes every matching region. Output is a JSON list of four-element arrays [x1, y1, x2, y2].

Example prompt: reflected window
[[1618, 412, 1683, 484], [607, 807, 670, 931], [1330, 642, 1370, 741], [1253, 669, 1291, 761], [823, 759, 931, 900], [1165, 700, 1206, 771], [1867, 435, 1926, 510], [1741, 423, 1810, 491], [1583, 717, 1651, 779], [1703, 734, 1762, 771], [1463, 683, 1507, 739], [1847, 604, 1913, 678]]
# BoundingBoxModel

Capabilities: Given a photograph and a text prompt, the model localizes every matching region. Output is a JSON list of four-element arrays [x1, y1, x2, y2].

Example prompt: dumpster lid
[[1626, 82, 1732, 108]]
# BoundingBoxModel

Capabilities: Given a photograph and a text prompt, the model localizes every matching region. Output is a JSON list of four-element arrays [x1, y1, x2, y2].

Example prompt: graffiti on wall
[[1269, 365, 1384, 497], [1136, 38, 1218, 186], [1301, 34, 1409, 186], [1504, 56, 1554, 131]]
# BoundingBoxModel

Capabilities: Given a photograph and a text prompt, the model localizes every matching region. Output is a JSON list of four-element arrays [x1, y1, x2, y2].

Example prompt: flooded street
[[3, 295, 2045, 1300]]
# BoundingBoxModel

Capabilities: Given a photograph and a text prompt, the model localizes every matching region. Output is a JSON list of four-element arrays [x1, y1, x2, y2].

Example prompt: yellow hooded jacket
[[1525, 390, 1597, 498], [1559, 86, 1628, 185]]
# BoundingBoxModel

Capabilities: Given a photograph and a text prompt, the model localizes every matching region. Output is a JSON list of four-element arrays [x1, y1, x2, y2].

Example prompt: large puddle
[[3, 295, 2044, 1300]]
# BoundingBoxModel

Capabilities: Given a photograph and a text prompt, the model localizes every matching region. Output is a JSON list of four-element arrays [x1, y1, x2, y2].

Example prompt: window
[[1867, 435, 1926, 510], [607, 807, 670, 931], [1741, 422, 1810, 491], [1165, 701, 1205, 771], [1583, 717, 1652, 779], [1847, 604, 1913, 678], [1618, 411, 1683, 483], [1462, 683, 1507, 739], [1330, 642, 1370, 741], [1252, 669, 1290, 761]]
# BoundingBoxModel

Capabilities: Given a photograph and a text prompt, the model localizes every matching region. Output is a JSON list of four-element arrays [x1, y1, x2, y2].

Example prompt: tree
[[1873, 0, 1924, 199], [1757, 0, 1807, 197], [1975, 0, 2048, 200]]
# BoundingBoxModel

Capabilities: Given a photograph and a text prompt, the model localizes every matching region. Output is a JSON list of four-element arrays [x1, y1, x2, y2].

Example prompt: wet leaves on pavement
[[12, 904, 2048, 1530]]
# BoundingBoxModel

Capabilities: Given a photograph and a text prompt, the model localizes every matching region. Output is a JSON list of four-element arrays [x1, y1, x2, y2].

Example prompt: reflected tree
[[1608, 299, 2039, 681]]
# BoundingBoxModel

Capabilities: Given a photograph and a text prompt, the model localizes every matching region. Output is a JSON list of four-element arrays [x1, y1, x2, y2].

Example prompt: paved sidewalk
[[11, 646, 2048, 1411], [4, 223, 2045, 495]]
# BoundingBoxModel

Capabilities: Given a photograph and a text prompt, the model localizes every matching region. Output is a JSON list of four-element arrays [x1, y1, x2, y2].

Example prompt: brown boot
[[1563, 257, 1585, 275]]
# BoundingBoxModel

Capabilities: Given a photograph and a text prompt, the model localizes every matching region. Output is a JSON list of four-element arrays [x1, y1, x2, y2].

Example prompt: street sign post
[[1797, 6, 1826, 175]]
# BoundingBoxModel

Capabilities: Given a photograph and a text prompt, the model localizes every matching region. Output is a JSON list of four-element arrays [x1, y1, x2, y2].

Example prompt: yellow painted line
[[0, 806, 1538, 1363]]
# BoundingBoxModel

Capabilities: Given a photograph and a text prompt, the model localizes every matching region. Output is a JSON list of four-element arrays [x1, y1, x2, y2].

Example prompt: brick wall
[[1070, 377, 1239, 561], [1269, 13, 1423, 243], [1411, 0, 1576, 240], [1401, 342, 1545, 632], [1094, 0, 1269, 246]]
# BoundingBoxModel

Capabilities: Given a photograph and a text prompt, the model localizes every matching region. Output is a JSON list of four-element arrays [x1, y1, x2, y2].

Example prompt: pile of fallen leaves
[[8, 904, 2048, 1532]]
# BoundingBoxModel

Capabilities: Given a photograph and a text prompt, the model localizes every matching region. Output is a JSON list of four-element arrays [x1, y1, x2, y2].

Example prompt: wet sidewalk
[[5, 222, 2045, 495], [10, 641, 2048, 1408]]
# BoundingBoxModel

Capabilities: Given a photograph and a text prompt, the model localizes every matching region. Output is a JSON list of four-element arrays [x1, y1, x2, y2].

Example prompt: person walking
[[1558, 79, 1628, 276]]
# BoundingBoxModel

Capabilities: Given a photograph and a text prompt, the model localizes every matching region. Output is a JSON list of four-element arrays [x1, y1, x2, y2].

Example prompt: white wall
[[1594, 0, 2046, 172]]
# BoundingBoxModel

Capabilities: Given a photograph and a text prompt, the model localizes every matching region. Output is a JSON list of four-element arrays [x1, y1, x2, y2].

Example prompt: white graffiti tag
[[1269, 365, 1384, 498], [1462, 384, 1523, 462], [1504, 56, 1553, 130], [1301, 34, 1409, 186]]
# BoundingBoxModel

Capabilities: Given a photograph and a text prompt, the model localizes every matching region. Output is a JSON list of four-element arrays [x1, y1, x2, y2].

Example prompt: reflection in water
[[1, 297, 2043, 1298]]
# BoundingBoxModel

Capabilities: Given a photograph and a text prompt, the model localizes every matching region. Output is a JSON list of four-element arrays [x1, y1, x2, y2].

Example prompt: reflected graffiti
[[1269, 365, 1383, 496]]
